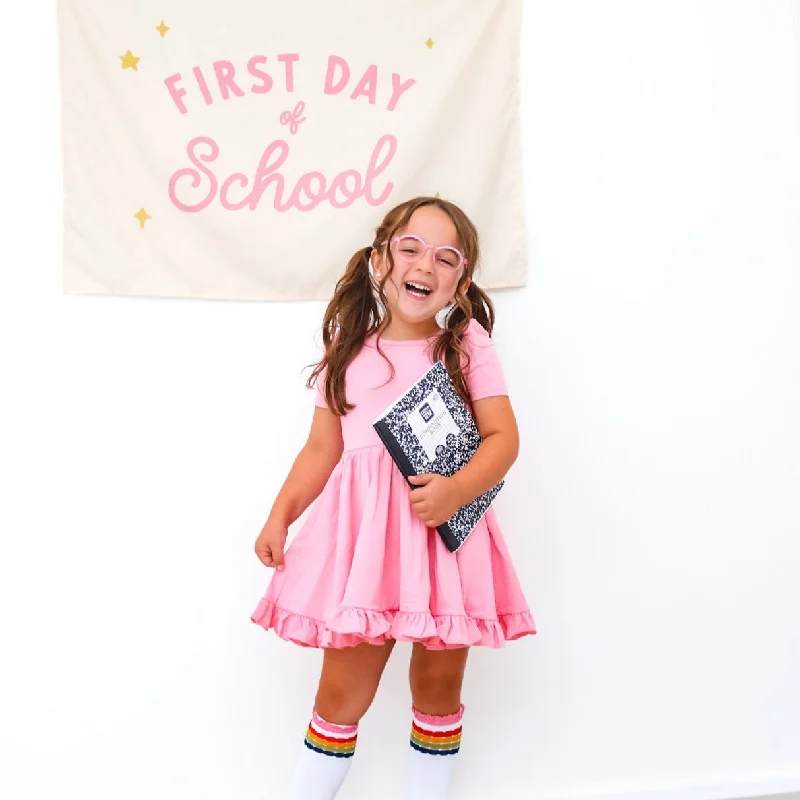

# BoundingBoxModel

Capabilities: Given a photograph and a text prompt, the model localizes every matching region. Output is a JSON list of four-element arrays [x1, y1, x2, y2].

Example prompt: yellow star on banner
[[134, 208, 151, 228], [120, 50, 140, 71], [425, 38, 434, 50], [156, 20, 170, 38]]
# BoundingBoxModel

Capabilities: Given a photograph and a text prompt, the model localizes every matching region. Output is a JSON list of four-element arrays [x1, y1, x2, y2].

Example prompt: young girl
[[251, 196, 535, 799]]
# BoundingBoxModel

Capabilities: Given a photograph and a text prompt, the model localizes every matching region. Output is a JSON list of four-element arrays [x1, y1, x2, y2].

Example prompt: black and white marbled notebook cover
[[373, 361, 503, 552]]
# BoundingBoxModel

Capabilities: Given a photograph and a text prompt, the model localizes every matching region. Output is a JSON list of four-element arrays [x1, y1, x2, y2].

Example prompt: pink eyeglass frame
[[385, 234, 468, 269]]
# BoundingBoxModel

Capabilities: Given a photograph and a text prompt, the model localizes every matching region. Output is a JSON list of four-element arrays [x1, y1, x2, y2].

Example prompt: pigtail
[[434, 279, 496, 408], [448, 281, 495, 335], [307, 246, 379, 416]]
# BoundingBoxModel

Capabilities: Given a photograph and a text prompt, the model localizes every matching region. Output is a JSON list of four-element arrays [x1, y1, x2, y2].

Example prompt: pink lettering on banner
[[168, 137, 219, 212], [164, 73, 188, 114], [193, 65, 214, 105], [278, 53, 300, 92], [213, 60, 245, 100], [279, 101, 307, 135], [164, 55, 416, 113], [324, 55, 350, 96], [289, 171, 327, 211], [363, 135, 396, 205], [328, 170, 363, 209], [220, 170, 254, 211], [247, 55, 273, 94], [350, 64, 378, 104], [245, 140, 290, 211], [163, 50, 416, 215], [388, 73, 416, 112], [168, 134, 398, 213]]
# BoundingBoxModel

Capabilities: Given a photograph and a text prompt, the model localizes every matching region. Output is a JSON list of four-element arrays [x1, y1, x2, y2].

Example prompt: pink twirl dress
[[251, 319, 536, 649]]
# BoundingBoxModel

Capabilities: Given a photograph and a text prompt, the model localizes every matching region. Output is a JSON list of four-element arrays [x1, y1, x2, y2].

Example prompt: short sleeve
[[463, 319, 509, 401]]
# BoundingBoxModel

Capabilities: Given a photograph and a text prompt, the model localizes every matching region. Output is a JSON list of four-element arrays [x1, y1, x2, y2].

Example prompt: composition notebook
[[373, 360, 503, 553]]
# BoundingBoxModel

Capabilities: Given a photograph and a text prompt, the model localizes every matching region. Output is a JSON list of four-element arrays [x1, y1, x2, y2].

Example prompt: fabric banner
[[57, 0, 527, 301]]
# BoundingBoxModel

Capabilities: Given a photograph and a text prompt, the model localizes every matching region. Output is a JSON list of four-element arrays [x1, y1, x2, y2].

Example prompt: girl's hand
[[408, 474, 465, 529], [254, 518, 288, 570]]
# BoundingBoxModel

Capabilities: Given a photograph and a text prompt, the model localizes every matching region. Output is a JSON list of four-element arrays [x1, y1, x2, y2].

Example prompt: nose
[[420, 246, 436, 271]]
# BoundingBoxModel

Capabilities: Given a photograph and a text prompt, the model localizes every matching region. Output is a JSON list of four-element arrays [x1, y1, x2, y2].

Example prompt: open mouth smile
[[405, 281, 433, 299]]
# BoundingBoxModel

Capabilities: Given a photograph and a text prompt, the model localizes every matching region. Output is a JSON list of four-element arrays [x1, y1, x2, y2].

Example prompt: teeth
[[407, 282, 432, 294]]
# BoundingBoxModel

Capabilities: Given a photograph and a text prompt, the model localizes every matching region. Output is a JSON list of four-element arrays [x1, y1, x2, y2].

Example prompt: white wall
[[1, 1, 799, 798]]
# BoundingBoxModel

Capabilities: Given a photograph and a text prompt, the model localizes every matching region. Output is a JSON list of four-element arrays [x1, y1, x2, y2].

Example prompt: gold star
[[156, 20, 170, 38], [134, 208, 152, 228], [120, 50, 140, 71], [425, 38, 434, 50], [434, 192, 441, 199]]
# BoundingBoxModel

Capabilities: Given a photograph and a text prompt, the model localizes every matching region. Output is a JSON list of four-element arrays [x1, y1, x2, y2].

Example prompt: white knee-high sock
[[287, 709, 358, 800], [408, 704, 464, 799]]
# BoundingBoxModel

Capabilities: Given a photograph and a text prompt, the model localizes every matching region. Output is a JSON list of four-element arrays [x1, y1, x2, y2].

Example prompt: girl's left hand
[[408, 474, 465, 528]]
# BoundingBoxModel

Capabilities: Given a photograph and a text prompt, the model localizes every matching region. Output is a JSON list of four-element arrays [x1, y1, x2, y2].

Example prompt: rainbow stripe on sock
[[410, 705, 464, 756], [303, 710, 358, 759]]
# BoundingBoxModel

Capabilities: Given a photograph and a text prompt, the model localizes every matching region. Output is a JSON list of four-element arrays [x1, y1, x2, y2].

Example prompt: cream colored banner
[[58, 0, 526, 301]]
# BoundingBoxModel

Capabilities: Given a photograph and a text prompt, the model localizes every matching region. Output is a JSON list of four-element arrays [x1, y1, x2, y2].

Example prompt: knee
[[409, 663, 465, 713], [315, 678, 378, 726]]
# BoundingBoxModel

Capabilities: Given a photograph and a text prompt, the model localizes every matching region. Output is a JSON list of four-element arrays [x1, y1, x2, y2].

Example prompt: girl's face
[[373, 206, 469, 333]]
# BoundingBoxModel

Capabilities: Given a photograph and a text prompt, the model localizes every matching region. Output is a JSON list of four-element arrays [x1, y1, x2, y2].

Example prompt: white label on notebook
[[408, 389, 461, 462]]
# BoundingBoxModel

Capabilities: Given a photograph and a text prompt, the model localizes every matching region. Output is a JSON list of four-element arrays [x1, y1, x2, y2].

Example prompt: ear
[[370, 248, 382, 278], [451, 276, 470, 305]]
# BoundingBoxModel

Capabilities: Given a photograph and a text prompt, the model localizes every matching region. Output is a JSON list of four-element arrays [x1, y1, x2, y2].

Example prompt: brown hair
[[307, 196, 495, 416]]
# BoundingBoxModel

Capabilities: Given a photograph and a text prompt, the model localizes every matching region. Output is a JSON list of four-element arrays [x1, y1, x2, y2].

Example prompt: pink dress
[[251, 319, 536, 649]]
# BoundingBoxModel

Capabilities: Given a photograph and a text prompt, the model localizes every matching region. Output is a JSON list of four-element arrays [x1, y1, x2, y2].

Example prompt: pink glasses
[[389, 235, 467, 271]]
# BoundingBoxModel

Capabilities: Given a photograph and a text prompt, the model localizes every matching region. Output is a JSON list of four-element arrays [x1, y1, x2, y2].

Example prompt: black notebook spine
[[435, 520, 461, 553], [375, 418, 462, 553], [373, 420, 417, 485]]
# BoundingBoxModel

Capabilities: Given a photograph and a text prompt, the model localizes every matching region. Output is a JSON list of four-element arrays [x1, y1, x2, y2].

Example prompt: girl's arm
[[255, 407, 343, 568], [269, 407, 344, 525], [451, 395, 519, 503], [408, 396, 519, 528]]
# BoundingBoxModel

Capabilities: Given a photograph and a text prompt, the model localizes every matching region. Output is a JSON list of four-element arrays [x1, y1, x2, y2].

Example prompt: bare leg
[[406, 644, 469, 800], [288, 641, 396, 800], [408, 644, 468, 716], [315, 639, 396, 724]]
